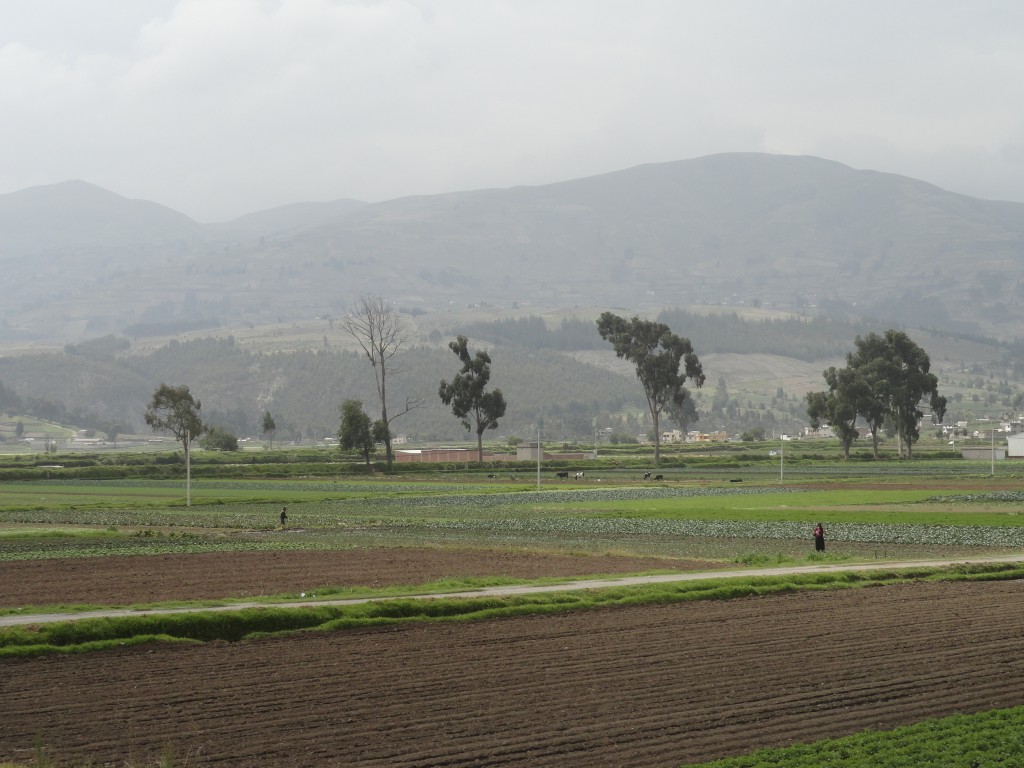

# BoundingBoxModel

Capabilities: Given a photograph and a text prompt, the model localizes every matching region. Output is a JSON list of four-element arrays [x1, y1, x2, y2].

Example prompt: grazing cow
[[556, 471, 569, 479], [487, 474, 496, 479], [574, 471, 585, 480], [643, 472, 651, 480], [654, 474, 664, 481]]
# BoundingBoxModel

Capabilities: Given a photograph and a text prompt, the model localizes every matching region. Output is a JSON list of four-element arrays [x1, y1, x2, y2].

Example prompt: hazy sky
[[3, 1, 1023, 221]]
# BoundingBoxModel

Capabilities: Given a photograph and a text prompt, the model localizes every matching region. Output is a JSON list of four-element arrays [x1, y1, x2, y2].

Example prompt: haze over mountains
[[2, 152, 1024, 343]]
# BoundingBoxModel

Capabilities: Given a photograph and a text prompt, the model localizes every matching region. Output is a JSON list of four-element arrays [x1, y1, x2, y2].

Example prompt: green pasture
[[3, 477, 1024, 565], [570, 489, 1024, 527], [0, 478, 521, 511]]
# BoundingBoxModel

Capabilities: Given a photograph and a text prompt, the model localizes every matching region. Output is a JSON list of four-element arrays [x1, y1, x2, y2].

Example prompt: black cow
[[654, 474, 664, 481], [556, 471, 569, 479]]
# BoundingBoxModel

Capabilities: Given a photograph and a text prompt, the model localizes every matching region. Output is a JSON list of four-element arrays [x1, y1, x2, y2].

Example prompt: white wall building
[[1008, 434, 1024, 459]]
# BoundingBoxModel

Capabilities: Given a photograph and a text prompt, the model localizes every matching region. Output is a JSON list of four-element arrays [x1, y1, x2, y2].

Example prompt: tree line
[[0, 301, 949, 462], [806, 330, 945, 459]]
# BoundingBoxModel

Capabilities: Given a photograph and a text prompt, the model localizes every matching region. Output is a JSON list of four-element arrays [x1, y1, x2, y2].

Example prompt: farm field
[[0, 548, 721, 608], [5, 579, 1024, 767], [4, 470, 1024, 766]]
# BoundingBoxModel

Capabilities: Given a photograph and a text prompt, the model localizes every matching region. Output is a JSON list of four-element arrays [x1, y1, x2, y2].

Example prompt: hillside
[[2, 153, 1024, 343], [0, 308, 1020, 449]]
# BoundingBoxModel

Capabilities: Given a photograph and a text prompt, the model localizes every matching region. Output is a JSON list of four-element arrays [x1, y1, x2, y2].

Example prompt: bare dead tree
[[341, 295, 423, 470]]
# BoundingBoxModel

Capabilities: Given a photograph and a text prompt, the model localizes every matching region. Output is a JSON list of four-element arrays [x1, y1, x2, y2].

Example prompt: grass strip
[[678, 704, 1024, 767], [2, 562, 1023, 658]]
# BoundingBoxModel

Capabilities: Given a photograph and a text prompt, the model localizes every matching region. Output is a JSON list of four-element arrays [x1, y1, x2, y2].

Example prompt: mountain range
[[2, 152, 1024, 343]]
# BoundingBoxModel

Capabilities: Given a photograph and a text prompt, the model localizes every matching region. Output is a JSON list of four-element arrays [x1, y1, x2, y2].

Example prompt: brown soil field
[[0, 548, 722, 607], [5, 578, 1024, 767]]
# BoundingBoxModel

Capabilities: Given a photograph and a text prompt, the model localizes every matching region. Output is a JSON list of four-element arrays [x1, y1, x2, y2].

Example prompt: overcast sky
[[3, 0, 1023, 221]]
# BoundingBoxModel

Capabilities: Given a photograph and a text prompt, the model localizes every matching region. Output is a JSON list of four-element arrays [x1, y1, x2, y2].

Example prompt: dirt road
[[5, 552, 1023, 627]]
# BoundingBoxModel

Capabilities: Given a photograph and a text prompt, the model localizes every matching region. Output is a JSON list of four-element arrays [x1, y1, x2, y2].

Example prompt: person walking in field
[[813, 522, 825, 552], [280, 507, 288, 529]]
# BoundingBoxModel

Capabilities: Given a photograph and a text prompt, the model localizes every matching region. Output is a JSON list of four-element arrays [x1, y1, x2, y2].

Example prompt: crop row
[[421, 516, 1024, 547], [683, 705, 1024, 768]]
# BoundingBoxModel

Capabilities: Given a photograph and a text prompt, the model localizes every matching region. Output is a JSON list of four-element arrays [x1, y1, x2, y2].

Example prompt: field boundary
[[6, 552, 1024, 628]]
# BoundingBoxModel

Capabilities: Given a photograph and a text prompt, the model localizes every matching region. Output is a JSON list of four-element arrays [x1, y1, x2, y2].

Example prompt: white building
[[1008, 434, 1024, 459]]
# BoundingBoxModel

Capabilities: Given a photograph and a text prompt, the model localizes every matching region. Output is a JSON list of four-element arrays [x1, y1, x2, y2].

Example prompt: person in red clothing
[[813, 522, 825, 552]]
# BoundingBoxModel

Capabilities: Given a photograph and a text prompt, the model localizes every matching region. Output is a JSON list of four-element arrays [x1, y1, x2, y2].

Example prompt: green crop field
[[4, 472, 1024, 563], [3, 460, 1024, 767]]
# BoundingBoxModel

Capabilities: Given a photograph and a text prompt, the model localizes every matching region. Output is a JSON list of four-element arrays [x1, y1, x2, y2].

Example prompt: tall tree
[[438, 335, 508, 464], [342, 295, 422, 471], [338, 399, 386, 467], [872, 330, 946, 458], [597, 312, 705, 466], [144, 383, 206, 504], [845, 332, 893, 458], [262, 410, 277, 449], [144, 384, 206, 455], [806, 365, 863, 459], [810, 330, 945, 459]]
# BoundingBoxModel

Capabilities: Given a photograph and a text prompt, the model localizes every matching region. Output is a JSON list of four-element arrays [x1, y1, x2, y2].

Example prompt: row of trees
[[806, 330, 946, 459], [142, 386, 279, 463], [146, 302, 706, 472], [336, 309, 702, 468], [141, 305, 942, 472]]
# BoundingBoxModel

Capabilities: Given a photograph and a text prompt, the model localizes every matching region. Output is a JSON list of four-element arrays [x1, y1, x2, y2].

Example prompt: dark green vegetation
[[597, 312, 705, 466], [337, 399, 386, 466], [681, 706, 1024, 767], [144, 383, 206, 457], [808, 330, 945, 460], [438, 335, 507, 464]]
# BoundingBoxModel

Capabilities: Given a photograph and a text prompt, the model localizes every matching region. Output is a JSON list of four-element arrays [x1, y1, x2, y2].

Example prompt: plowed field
[[5, 578, 1024, 767], [0, 549, 721, 607]]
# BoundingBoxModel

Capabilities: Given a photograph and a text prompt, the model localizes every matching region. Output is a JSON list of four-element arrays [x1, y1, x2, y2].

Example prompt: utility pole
[[186, 428, 191, 507], [536, 420, 542, 492], [992, 423, 996, 477]]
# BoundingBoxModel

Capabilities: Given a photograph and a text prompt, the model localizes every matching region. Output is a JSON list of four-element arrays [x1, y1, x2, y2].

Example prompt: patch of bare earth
[[3, 580, 1024, 766], [0, 548, 723, 607]]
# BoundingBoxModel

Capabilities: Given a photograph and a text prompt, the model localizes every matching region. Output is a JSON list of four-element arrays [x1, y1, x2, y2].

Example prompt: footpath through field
[[5, 553, 1024, 628]]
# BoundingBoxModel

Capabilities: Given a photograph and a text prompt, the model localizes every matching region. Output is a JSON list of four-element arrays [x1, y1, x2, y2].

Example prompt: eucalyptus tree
[[809, 330, 945, 459], [597, 312, 705, 466], [806, 365, 863, 459], [262, 410, 277, 449], [438, 335, 507, 464], [144, 383, 206, 457], [873, 330, 946, 458], [144, 383, 206, 505], [341, 294, 423, 471]]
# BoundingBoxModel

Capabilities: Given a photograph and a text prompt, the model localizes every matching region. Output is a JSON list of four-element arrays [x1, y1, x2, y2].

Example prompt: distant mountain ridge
[[0, 180, 368, 253], [2, 153, 1024, 342]]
